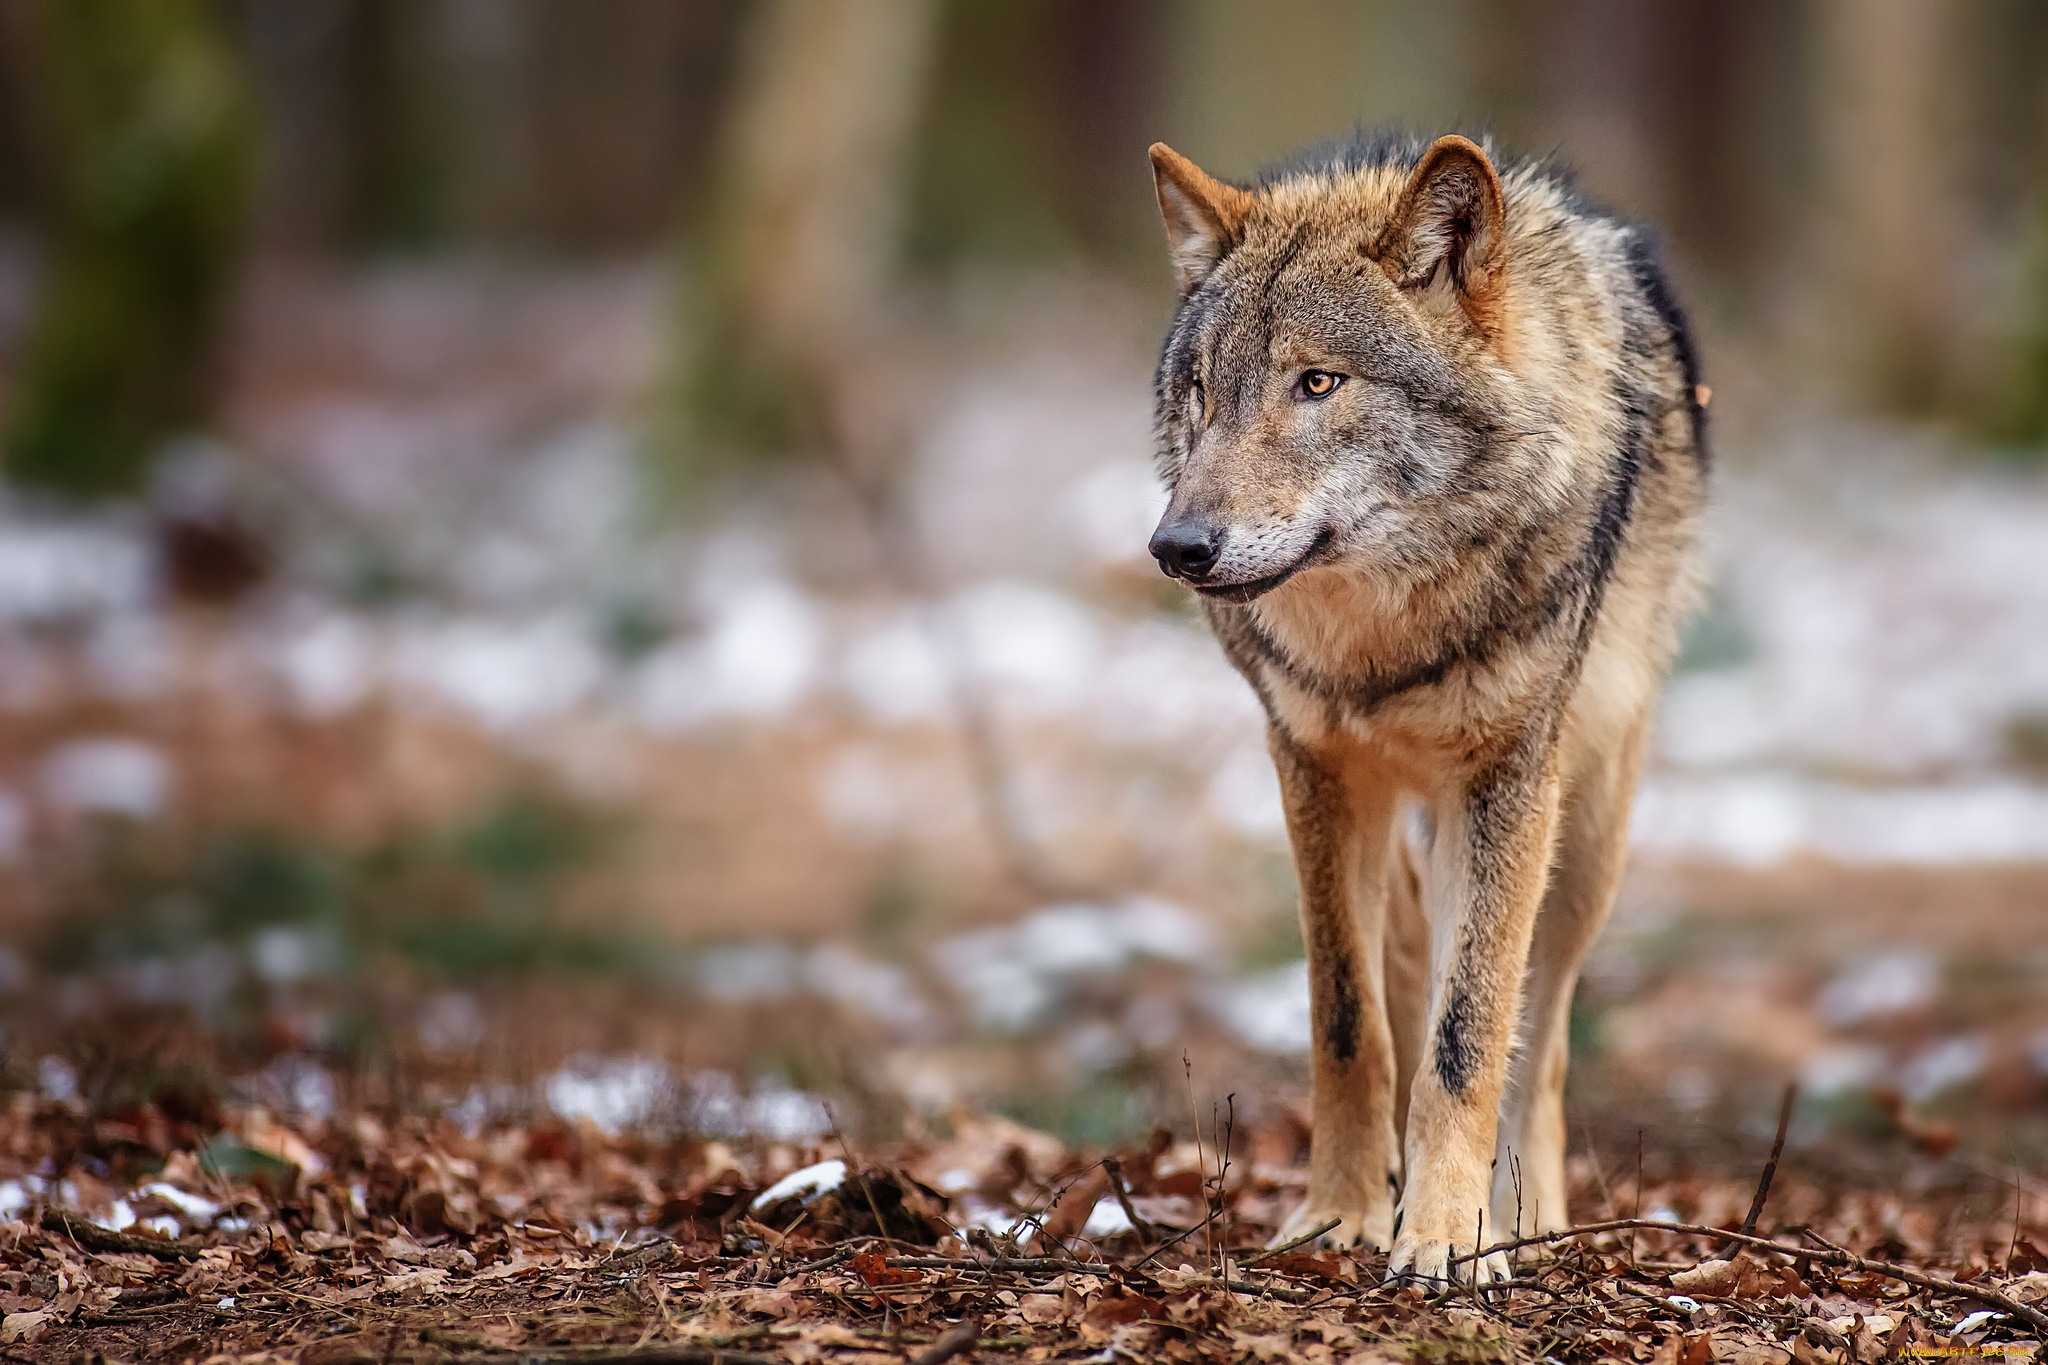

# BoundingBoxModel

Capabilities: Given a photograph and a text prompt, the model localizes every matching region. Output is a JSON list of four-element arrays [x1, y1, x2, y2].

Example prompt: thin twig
[[1581, 1126, 1617, 1222], [448, 1349, 784, 1365], [1740, 1083, 1797, 1240], [1239, 1217, 1343, 1267], [39, 1208, 200, 1261], [1632, 1129, 1645, 1270], [2009, 1134, 2023, 1272], [1443, 1217, 2048, 1334], [1102, 1156, 1153, 1244], [1133, 1200, 1223, 1272], [1219, 1092, 1237, 1294], [910, 1317, 981, 1365], [825, 1105, 897, 1251]]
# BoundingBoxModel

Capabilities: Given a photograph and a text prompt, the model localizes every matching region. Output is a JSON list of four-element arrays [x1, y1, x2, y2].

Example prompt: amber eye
[[1298, 370, 1343, 400]]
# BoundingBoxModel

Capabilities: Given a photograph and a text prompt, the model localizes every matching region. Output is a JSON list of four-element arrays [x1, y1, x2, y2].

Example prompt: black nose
[[1149, 520, 1222, 579]]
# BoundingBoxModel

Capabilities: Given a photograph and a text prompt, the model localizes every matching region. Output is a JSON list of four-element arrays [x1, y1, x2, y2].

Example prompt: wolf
[[1143, 132, 1706, 1283]]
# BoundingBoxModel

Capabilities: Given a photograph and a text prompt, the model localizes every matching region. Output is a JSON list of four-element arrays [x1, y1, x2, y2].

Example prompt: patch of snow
[[1081, 1196, 1135, 1237], [251, 927, 331, 984], [38, 1056, 77, 1103], [2, 1176, 59, 1217], [804, 944, 934, 1033], [1800, 1044, 1887, 1098], [83, 613, 176, 699], [1063, 1021, 1131, 1075], [1816, 953, 1937, 1026], [815, 745, 966, 845], [138, 1182, 220, 1223], [1211, 961, 1311, 1054], [931, 899, 1215, 1032], [1632, 777, 2048, 867], [1111, 897, 1213, 964], [544, 1056, 671, 1135], [749, 1159, 847, 1211], [948, 581, 1100, 711], [239, 1056, 337, 1121], [1900, 1035, 1986, 1101], [633, 581, 820, 729], [838, 612, 950, 725], [1065, 461, 1167, 567], [1206, 744, 1286, 839], [686, 1072, 832, 1141], [268, 610, 376, 715], [397, 613, 602, 730], [40, 738, 172, 818], [0, 517, 150, 623], [695, 942, 799, 1002], [1091, 618, 1261, 746]]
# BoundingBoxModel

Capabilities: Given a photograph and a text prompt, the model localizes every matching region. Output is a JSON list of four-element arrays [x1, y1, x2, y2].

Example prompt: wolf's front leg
[[1268, 734, 1401, 1250], [1390, 750, 1562, 1285]]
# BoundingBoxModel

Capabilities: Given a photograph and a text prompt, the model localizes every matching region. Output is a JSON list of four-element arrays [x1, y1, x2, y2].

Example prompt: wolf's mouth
[[1191, 527, 1337, 604]]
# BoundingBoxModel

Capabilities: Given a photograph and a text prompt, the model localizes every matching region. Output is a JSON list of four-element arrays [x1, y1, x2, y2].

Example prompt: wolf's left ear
[[1149, 143, 1251, 296], [1374, 135, 1506, 306]]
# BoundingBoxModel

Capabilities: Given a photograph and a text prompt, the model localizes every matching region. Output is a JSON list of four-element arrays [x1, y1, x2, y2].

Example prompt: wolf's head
[[1146, 135, 1532, 604]]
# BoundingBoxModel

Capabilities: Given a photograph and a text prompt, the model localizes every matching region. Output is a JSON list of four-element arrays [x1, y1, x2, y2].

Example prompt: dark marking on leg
[[1433, 982, 1476, 1095], [1323, 953, 1362, 1062]]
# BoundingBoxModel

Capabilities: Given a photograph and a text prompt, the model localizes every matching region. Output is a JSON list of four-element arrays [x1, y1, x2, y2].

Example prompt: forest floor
[[6, 1095, 2045, 1365]]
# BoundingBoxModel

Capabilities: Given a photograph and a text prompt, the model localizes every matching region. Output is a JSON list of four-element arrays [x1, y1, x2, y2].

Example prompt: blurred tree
[[0, 0, 254, 498], [1809, 0, 1966, 415], [672, 0, 938, 468], [1999, 224, 2048, 447], [905, 0, 1161, 273], [1979, 0, 2048, 449], [240, 1, 741, 258]]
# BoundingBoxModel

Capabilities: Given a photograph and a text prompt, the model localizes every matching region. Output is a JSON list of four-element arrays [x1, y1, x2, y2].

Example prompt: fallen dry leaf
[[1673, 1259, 1740, 1295]]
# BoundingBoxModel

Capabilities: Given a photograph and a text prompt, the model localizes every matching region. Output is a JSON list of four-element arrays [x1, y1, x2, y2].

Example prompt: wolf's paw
[[1386, 1233, 1510, 1288], [1270, 1200, 1391, 1251]]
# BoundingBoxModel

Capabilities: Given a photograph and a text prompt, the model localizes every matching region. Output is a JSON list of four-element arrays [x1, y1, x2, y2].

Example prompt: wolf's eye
[[1297, 370, 1344, 400]]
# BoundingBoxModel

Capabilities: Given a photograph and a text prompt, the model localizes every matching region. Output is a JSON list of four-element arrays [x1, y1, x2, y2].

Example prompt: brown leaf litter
[[0, 1099, 2042, 1363]]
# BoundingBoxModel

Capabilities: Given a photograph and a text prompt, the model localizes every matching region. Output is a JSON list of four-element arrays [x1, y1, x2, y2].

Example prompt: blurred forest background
[[0, 0, 2043, 1189]]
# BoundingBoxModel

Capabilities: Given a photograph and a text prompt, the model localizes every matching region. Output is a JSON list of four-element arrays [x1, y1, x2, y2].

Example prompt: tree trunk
[[1, 0, 255, 498], [673, 0, 938, 468]]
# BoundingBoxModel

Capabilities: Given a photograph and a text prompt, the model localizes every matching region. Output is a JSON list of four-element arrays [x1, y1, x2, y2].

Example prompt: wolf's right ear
[[1149, 144, 1251, 296]]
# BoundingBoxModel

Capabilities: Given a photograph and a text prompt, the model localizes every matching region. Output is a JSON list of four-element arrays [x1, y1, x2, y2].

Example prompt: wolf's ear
[[1374, 135, 1506, 305], [1149, 143, 1251, 296]]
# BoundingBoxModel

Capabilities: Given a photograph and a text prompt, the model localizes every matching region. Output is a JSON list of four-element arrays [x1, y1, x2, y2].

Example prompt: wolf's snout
[[1149, 519, 1222, 579]]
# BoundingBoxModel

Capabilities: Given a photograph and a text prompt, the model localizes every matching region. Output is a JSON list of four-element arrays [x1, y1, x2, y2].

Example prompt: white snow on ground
[[545, 1055, 673, 1135], [40, 738, 173, 818], [1631, 776, 2048, 866], [1209, 960, 1314, 1055], [0, 510, 152, 623], [750, 1159, 846, 1210], [930, 898, 1214, 1033]]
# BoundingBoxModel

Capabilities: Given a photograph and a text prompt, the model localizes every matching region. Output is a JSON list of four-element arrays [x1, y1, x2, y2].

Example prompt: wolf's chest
[[1222, 584, 1565, 754]]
